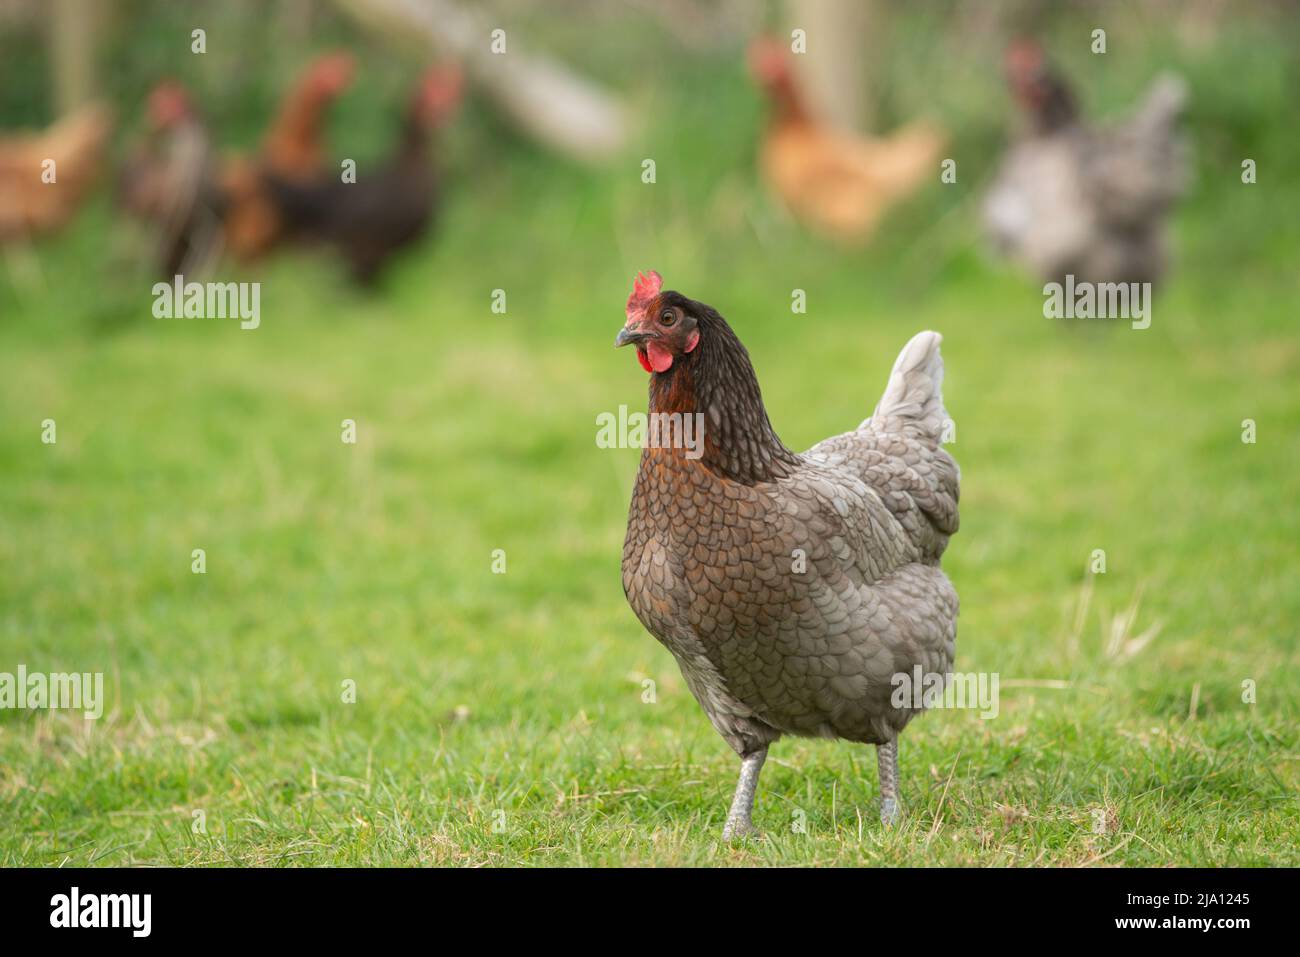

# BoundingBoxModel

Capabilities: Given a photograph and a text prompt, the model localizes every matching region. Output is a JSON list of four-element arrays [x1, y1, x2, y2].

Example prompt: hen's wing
[[729, 333, 958, 740]]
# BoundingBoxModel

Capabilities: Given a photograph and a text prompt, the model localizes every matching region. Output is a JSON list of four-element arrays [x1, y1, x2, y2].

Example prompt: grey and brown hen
[[617, 271, 959, 838], [983, 40, 1188, 287]]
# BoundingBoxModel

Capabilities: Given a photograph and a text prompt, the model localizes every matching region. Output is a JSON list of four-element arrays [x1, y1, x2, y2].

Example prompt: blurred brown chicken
[[219, 51, 356, 261], [0, 103, 113, 243], [747, 37, 945, 242]]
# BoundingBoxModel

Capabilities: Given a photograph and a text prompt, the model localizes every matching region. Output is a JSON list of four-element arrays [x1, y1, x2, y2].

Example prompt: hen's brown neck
[[766, 74, 813, 128], [396, 90, 449, 163], [263, 87, 332, 172], [648, 308, 801, 485]]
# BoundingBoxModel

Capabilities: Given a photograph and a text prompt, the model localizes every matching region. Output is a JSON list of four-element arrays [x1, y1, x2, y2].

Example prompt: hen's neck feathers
[[264, 87, 330, 163], [397, 102, 440, 162], [647, 307, 801, 485], [764, 74, 813, 128], [1028, 74, 1079, 135]]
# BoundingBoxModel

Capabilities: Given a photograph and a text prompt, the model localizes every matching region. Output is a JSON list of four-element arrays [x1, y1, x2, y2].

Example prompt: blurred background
[[1, 0, 1296, 866]]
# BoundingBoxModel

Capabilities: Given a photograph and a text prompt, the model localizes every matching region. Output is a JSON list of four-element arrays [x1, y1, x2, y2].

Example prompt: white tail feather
[[1136, 73, 1188, 132], [865, 331, 948, 442]]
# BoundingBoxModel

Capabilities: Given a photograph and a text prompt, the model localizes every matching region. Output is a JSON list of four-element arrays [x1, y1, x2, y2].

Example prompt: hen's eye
[[660, 309, 676, 326]]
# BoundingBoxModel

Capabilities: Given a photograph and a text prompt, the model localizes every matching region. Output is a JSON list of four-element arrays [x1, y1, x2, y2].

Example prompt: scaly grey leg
[[722, 748, 768, 840], [877, 739, 900, 826]]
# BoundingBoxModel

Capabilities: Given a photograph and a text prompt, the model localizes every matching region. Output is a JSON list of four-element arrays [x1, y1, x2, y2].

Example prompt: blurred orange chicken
[[748, 37, 944, 242], [0, 103, 113, 243], [220, 51, 356, 260]]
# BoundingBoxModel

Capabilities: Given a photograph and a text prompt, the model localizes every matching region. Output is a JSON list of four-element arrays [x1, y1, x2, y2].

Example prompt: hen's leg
[[877, 739, 900, 826], [722, 747, 768, 840]]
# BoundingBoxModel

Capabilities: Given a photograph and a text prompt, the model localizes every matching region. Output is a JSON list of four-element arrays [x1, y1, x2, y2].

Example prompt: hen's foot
[[880, 797, 900, 827], [721, 748, 768, 842], [721, 816, 762, 841]]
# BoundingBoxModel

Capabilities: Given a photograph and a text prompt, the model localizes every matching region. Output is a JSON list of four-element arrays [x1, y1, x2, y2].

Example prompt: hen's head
[[747, 36, 791, 90], [147, 81, 192, 130], [1004, 39, 1076, 130], [303, 52, 357, 100], [412, 65, 464, 128], [614, 272, 799, 481], [1004, 38, 1047, 89], [615, 271, 702, 375]]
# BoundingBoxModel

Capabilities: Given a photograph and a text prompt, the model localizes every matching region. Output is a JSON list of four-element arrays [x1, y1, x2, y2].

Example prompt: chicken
[[0, 103, 113, 243], [983, 39, 1188, 286], [117, 81, 223, 278], [617, 270, 960, 838], [261, 51, 357, 175], [262, 65, 462, 285], [747, 37, 946, 242], [220, 51, 356, 261]]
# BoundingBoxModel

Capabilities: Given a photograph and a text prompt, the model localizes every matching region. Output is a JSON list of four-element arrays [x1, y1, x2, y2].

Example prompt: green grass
[[1, 5, 1298, 866]]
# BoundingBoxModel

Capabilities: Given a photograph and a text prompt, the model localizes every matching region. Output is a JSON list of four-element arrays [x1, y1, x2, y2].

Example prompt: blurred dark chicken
[[0, 103, 113, 243], [117, 81, 222, 277], [264, 65, 462, 285], [220, 52, 356, 261], [983, 39, 1188, 285]]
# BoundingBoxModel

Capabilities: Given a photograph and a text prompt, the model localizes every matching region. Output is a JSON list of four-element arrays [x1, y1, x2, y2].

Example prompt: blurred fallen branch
[[332, 0, 629, 164], [618, 0, 760, 52]]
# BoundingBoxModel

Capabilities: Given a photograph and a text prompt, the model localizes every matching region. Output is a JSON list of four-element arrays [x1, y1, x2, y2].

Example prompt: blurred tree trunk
[[50, 0, 98, 114], [786, 0, 876, 132]]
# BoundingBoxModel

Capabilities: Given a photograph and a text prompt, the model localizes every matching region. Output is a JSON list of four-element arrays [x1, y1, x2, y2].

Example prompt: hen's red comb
[[626, 270, 663, 322], [306, 52, 356, 96], [748, 36, 789, 84], [148, 81, 190, 128], [1005, 38, 1044, 75], [418, 64, 464, 118]]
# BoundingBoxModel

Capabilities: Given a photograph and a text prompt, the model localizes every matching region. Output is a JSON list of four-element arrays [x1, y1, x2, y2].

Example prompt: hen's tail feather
[[1134, 73, 1188, 133], [865, 331, 948, 444]]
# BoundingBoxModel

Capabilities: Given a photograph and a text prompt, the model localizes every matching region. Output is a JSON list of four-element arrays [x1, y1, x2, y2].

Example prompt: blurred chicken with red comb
[[221, 51, 357, 262], [260, 63, 465, 285], [747, 35, 946, 243]]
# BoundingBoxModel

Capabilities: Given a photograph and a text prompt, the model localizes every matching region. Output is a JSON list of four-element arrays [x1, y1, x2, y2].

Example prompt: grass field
[[2, 8, 1297, 866]]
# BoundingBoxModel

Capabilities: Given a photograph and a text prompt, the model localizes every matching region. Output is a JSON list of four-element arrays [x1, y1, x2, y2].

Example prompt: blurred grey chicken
[[617, 271, 959, 839], [117, 81, 223, 279], [983, 39, 1188, 286]]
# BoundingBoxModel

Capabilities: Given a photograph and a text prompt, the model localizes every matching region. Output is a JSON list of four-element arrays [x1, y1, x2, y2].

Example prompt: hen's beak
[[615, 326, 651, 348]]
